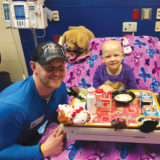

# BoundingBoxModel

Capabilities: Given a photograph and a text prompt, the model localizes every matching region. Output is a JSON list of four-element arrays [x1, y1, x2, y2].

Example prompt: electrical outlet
[[53, 10, 60, 21], [141, 8, 152, 20], [156, 8, 160, 19], [122, 22, 137, 32], [155, 21, 160, 32]]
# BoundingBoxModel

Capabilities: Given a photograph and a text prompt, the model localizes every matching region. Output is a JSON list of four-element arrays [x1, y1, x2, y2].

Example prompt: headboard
[[64, 36, 160, 94]]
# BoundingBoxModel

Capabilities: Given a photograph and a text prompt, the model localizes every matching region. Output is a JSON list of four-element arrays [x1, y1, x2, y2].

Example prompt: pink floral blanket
[[64, 35, 160, 94]]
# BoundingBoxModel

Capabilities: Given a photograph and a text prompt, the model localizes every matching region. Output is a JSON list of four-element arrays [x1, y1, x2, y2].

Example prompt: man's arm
[[0, 144, 43, 160], [0, 105, 43, 160]]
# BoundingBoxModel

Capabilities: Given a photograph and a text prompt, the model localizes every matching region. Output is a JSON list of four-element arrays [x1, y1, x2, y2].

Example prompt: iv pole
[[31, 29, 38, 47], [28, 0, 45, 47]]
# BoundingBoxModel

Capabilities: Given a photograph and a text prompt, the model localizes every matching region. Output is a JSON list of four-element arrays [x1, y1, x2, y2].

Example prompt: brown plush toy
[[59, 26, 95, 63]]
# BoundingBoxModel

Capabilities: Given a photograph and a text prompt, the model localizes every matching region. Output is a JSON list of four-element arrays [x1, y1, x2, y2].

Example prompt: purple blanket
[[64, 36, 160, 94]]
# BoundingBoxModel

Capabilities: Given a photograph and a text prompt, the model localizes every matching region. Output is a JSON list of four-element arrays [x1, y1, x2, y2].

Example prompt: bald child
[[93, 40, 137, 93]]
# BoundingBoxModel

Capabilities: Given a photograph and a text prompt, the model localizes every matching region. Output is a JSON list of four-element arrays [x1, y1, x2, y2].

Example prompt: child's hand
[[99, 84, 114, 93]]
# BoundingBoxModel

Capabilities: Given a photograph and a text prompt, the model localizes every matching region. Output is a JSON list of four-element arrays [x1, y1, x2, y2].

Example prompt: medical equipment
[[2, 1, 48, 29], [2, 2, 11, 28]]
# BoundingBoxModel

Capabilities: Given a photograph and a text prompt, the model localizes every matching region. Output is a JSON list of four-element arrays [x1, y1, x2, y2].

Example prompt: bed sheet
[[64, 36, 160, 94]]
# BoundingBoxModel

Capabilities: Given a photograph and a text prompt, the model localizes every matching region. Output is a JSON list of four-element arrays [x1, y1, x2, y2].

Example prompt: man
[[0, 41, 68, 159]]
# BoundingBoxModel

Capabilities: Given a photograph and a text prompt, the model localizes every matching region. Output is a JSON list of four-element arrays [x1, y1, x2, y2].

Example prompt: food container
[[112, 90, 136, 105]]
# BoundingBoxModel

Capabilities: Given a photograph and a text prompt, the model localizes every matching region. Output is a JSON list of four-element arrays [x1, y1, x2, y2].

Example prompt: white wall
[[0, 0, 28, 82]]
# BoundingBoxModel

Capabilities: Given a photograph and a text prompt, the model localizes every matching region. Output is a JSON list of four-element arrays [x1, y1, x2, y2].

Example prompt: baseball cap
[[32, 41, 67, 66]]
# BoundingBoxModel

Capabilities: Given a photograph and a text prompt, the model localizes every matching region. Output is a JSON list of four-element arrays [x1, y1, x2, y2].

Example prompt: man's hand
[[99, 84, 114, 93], [42, 125, 66, 157]]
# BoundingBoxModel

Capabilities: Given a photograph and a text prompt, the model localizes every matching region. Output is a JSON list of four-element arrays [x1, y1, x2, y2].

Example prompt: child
[[93, 40, 137, 93]]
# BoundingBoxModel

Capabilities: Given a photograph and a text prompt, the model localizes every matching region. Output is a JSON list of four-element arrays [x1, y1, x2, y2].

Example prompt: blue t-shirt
[[0, 76, 68, 160], [93, 63, 137, 90]]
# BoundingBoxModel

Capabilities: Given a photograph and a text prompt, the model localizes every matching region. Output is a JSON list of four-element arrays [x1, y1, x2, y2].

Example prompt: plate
[[112, 90, 136, 105]]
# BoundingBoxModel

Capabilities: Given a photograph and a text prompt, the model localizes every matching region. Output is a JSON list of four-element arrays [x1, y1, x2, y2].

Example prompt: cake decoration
[[57, 104, 95, 125], [111, 117, 127, 130], [71, 107, 92, 125], [137, 116, 158, 133], [57, 104, 74, 125]]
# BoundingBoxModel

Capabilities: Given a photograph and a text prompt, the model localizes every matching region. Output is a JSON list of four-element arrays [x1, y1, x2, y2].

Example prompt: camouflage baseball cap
[[32, 41, 67, 65]]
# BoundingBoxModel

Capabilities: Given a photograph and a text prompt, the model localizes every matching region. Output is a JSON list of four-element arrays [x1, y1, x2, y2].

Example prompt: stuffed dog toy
[[59, 26, 95, 63]]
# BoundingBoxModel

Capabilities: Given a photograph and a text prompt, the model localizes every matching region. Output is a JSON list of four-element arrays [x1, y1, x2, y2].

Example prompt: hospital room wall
[[0, 1, 28, 82], [16, 0, 160, 75], [44, 0, 160, 39]]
